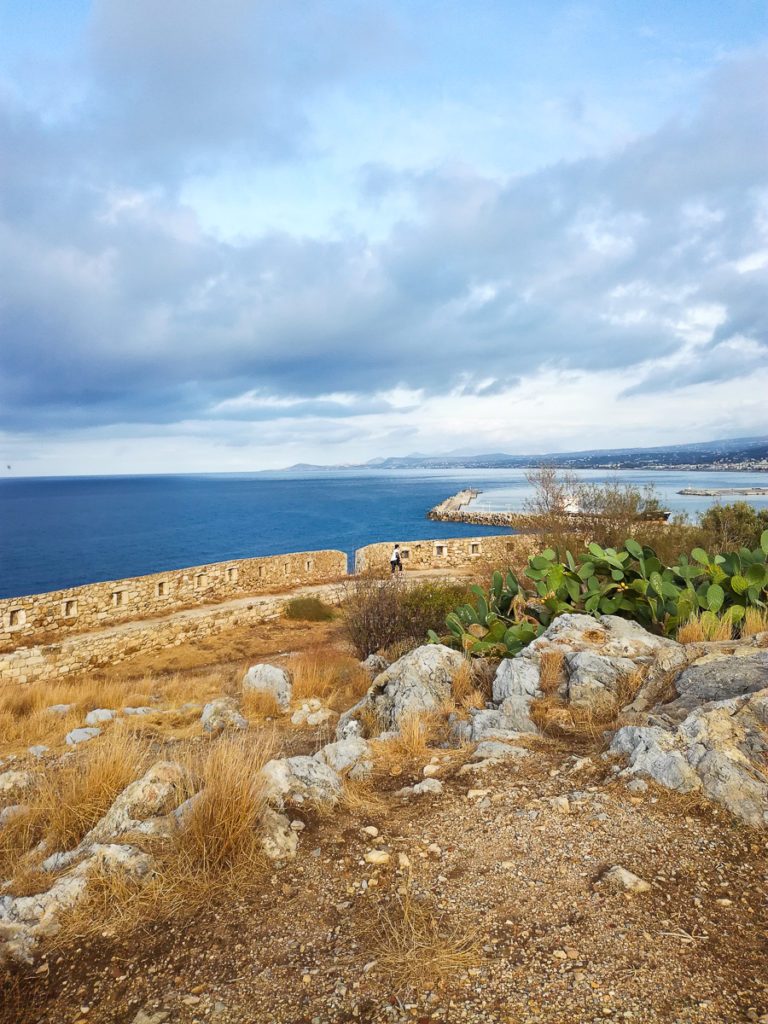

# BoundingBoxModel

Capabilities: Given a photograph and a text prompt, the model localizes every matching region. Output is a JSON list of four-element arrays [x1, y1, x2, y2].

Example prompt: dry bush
[[742, 607, 768, 637], [450, 661, 474, 704], [363, 882, 481, 994], [537, 650, 565, 694], [283, 596, 335, 621], [287, 647, 370, 714]]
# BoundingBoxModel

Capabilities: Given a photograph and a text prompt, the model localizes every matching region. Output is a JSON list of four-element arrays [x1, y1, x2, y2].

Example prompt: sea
[[1, 469, 767, 600]]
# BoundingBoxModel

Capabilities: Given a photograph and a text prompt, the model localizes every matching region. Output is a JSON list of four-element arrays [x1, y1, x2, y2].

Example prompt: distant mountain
[[282, 435, 768, 473]]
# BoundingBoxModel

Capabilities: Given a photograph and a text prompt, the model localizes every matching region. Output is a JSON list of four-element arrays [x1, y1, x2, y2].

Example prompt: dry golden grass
[[242, 688, 281, 720], [55, 731, 278, 940], [537, 649, 565, 695], [287, 648, 370, 712], [1, 725, 153, 886], [676, 616, 707, 644], [363, 879, 481, 994], [531, 668, 645, 747], [742, 607, 768, 637]]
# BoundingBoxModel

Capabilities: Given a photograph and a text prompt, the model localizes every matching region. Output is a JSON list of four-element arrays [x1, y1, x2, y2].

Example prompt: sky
[[1, 1, 767, 475]]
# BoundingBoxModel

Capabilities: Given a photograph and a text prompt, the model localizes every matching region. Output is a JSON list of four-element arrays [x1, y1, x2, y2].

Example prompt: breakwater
[[427, 489, 520, 527], [678, 487, 768, 496]]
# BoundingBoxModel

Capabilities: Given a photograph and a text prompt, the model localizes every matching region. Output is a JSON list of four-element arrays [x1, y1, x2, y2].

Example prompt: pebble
[[362, 826, 379, 838], [364, 850, 390, 865]]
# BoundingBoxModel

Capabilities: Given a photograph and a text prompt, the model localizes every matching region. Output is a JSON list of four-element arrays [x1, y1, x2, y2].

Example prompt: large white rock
[[65, 727, 100, 746], [85, 708, 116, 726], [200, 698, 248, 733], [83, 761, 192, 845], [336, 644, 464, 737], [314, 737, 373, 780], [242, 664, 292, 708], [0, 770, 37, 798], [259, 755, 342, 809]]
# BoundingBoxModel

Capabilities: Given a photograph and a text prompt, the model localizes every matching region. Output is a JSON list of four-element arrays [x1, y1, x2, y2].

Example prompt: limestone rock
[[260, 756, 342, 809], [28, 746, 48, 758], [565, 651, 638, 710], [260, 808, 299, 861], [0, 770, 36, 798], [336, 644, 464, 738], [472, 740, 530, 761], [662, 650, 768, 721], [242, 663, 292, 708], [314, 737, 373, 780], [492, 658, 541, 702], [528, 613, 677, 659], [200, 698, 248, 733], [84, 708, 116, 726], [65, 727, 100, 746], [361, 653, 390, 678], [82, 761, 192, 845]]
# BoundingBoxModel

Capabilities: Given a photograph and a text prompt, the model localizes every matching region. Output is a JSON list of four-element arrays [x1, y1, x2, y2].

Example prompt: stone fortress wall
[[1, 535, 530, 686], [354, 534, 533, 573], [0, 550, 348, 651]]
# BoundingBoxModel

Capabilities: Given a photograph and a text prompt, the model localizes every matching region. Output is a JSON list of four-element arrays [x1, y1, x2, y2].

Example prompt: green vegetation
[[343, 578, 471, 659], [699, 501, 768, 551], [430, 531, 768, 657], [283, 596, 335, 621]]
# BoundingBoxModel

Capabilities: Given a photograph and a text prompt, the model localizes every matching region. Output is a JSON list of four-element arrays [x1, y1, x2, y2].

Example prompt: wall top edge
[[0, 549, 348, 605]]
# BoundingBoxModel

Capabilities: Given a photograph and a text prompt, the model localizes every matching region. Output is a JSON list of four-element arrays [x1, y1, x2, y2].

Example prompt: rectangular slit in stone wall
[[112, 591, 124, 608], [258, 565, 265, 578], [194, 573, 206, 590], [435, 545, 446, 556], [63, 600, 77, 617], [157, 581, 166, 597], [227, 566, 238, 583], [305, 559, 313, 572], [9, 608, 26, 627], [471, 543, 480, 554], [283, 563, 289, 575], [401, 549, 410, 559]]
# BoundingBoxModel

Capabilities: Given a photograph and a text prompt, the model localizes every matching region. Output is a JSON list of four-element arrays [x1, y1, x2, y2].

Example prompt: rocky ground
[[1, 611, 767, 1024]]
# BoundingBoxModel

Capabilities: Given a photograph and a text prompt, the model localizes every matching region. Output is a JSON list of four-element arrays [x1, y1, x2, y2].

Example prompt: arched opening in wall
[[9, 608, 26, 627], [157, 581, 166, 597], [112, 591, 124, 608], [63, 600, 77, 618], [227, 566, 238, 583]]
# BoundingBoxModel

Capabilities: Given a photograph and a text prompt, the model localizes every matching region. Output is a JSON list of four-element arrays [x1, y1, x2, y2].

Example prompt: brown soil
[[2, 618, 767, 1024]]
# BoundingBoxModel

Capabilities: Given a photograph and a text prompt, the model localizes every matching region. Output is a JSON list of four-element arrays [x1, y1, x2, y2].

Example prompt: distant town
[[282, 434, 768, 474]]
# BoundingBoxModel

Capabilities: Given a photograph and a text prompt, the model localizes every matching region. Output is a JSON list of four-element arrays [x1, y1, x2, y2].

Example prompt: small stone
[[302, 974, 312, 985], [398, 853, 411, 869], [422, 764, 441, 778], [550, 796, 570, 814], [467, 788, 490, 799], [362, 826, 379, 838], [182, 996, 200, 1006], [601, 866, 651, 894], [716, 898, 733, 906], [426, 843, 442, 859], [552, 949, 568, 960], [364, 850, 390, 865], [290, 819, 305, 831]]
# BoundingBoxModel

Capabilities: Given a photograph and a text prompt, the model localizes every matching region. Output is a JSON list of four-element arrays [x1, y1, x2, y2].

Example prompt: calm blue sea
[[1, 469, 766, 599]]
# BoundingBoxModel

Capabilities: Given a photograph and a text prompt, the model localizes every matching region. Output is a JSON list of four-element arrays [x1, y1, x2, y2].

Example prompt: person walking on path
[[390, 544, 403, 574]]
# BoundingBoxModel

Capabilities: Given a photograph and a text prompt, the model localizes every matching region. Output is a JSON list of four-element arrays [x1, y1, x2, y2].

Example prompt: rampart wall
[[354, 534, 534, 573], [0, 550, 347, 651], [0, 583, 345, 686], [2, 534, 538, 686]]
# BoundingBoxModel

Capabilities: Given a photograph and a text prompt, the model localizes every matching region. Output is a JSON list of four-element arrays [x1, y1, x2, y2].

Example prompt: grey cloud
[[0, 46, 766, 435]]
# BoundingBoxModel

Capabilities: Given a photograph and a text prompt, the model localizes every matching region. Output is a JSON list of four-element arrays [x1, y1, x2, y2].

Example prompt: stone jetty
[[678, 486, 768, 496]]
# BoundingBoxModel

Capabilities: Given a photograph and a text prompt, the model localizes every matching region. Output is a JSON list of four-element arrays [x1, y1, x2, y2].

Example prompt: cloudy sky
[[1, 1, 767, 475]]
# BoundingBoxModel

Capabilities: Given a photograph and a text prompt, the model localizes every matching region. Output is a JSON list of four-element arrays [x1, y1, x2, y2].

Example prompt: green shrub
[[342, 578, 471, 659], [283, 596, 335, 621], [699, 502, 768, 552]]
